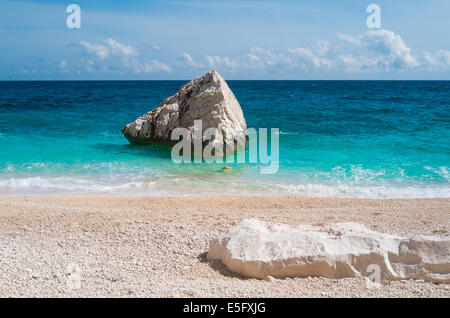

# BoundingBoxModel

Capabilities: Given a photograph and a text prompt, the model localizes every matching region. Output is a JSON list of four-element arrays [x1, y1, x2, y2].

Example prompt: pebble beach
[[0, 195, 448, 298]]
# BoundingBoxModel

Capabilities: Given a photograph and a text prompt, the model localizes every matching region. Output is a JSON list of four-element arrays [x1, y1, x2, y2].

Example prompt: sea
[[0, 80, 448, 198]]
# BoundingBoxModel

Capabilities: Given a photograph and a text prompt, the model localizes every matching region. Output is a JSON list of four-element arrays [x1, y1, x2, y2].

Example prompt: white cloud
[[287, 29, 437, 73], [15, 68, 36, 74], [59, 59, 68, 73], [178, 52, 205, 69], [136, 60, 172, 73], [421, 49, 450, 70], [337, 54, 378, 72], [314, 39, 330, 57], [71, 30, 449, 77], [205, 47, 287, 75], [248, 47, 285, 67], [337, 33, 361, 46], [206, 55, 238, 70], [182, 52, 194, 64], [80, 41, 110, 59], [78, 38, 171, 74], [288, 48, 333, 70], [105, 38, 138, 57], [288, 29, 421, 73], [80, 58, 108, 73], [204, 29, 450, 75], [363, 29, 419, 69]]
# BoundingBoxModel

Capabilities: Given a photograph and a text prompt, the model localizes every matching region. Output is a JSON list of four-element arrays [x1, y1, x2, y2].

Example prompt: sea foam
[[0, 176, 448, 198]]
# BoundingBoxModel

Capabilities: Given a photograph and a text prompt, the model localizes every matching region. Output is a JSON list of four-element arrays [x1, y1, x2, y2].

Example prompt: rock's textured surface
[[122, 70, 247, 152], [207, 219, 450, 283]]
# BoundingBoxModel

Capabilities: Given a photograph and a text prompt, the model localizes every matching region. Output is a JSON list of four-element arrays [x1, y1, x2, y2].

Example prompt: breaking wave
[[0, 175, 448, 198]]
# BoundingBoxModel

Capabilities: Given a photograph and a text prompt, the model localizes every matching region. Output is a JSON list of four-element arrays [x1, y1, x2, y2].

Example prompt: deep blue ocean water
[[0, 80, 449, 197]]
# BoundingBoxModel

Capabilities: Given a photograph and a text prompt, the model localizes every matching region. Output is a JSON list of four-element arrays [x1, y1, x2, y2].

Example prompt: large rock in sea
[[122, 70, 248, 152], [207, 219, 450, 283]]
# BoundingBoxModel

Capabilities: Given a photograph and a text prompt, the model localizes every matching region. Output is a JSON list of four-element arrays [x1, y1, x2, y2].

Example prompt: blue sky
[[1, 0, 449, 79]]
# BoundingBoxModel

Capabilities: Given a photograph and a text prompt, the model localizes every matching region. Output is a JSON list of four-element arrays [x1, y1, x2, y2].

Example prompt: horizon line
[[1, 79, 450, 82]]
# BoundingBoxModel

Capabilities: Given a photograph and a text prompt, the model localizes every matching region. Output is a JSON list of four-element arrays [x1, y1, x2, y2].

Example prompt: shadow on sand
[[197, 252, 251, 280]]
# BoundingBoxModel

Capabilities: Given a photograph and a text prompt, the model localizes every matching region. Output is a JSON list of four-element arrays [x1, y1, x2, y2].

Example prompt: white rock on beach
[[207, 219, 450, 283], [122, 70, 248, 152]]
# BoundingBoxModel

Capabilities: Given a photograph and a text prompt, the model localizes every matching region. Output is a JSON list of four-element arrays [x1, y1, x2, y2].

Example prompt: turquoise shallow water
[[0, 80, 448, 197]]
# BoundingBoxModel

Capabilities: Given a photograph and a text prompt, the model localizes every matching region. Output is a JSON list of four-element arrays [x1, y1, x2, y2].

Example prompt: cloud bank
[[198, 29, 450, 75], [79, 38, 171, 74], [37, 28, 450, 78]]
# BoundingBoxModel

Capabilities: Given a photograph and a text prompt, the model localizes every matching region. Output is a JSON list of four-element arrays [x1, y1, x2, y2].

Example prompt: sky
[[1, 0, 450, 80]]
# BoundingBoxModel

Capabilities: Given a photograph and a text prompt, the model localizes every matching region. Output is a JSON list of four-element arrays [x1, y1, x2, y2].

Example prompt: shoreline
[[0, 194, 449, 297], [1, 187, 449, 199]]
